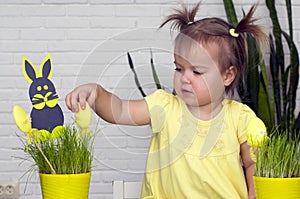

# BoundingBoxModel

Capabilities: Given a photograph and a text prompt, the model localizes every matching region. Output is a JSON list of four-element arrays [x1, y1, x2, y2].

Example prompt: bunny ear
[[22, 56, 38, 84], [39, 54, 53, 80]]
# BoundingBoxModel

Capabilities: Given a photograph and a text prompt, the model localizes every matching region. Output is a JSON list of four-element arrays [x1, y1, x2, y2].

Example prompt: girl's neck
[[187, 100, 224, 121]]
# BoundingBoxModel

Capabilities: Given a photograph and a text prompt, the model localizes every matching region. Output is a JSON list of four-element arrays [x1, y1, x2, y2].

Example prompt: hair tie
[[187, 21, 194, 25], [229, 28, 239, 37]]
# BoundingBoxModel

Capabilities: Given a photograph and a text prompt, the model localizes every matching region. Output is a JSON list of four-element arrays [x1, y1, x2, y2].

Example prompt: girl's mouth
[[181, 89, 193, 95]]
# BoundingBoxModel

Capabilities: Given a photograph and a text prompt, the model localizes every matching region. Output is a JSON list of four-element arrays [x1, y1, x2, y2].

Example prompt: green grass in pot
[[26, 125, 94, 174], [14, 102, 94, 175], [255, 129, 300, 178]]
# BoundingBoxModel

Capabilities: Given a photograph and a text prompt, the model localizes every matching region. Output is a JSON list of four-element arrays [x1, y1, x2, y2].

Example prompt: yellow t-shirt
[[142, 90, 260, 199]]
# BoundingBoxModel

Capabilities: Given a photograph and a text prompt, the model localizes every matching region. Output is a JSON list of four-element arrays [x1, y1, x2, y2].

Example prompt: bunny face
[[29, 77, 58, 110]]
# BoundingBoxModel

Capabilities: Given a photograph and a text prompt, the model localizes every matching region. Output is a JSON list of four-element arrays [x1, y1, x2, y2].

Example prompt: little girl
[[66, 3, 268, 199]]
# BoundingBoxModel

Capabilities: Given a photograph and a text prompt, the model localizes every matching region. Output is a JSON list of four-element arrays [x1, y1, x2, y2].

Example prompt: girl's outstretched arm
[[240, 142, 256, 199], [65, 83, 150, 126]]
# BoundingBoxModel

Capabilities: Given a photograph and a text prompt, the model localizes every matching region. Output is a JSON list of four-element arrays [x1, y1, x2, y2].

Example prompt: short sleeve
[[246, 117, 267, 147], [237, 104, 261, 144], [144, 89, 172, 133]]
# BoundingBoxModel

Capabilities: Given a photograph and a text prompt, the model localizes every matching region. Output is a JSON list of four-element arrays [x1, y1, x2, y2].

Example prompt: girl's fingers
[[65, 84, 97, 112], [65, 93, 72, 111], [78, 91, 87, 110], [66, 90, 80, 112]]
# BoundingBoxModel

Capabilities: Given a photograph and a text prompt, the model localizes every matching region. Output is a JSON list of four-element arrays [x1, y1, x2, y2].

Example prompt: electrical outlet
[[0, 180, 19, 199], [0, 185, 4, 196]]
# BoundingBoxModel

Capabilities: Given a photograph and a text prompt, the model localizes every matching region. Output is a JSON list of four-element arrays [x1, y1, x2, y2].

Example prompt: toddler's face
[[173, 42, 227, 110]]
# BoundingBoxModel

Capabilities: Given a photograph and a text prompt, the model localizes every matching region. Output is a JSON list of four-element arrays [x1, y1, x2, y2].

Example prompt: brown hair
[[160, 3, 268, 97]]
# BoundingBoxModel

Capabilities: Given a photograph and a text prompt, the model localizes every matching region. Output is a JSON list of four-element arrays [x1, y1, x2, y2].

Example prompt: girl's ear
[[223, 66, 237, 86]]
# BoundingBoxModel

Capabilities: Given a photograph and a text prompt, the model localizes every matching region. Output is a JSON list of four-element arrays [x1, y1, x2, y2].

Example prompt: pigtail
[[226, 5, 268, 97], [234, 5, 268, 55], [159, 2, 200, 31]]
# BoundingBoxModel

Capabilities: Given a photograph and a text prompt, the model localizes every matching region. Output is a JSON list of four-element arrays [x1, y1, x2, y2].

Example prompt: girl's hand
[[65, 83, 99, 112]]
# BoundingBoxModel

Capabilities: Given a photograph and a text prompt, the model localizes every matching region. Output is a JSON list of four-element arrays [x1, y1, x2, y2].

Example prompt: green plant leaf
[[282, 30, 299, 133], [269, 34, 282, 126], [127, 52, 147, 97], [286, 0, 293, 40], [223, 0, 237, 25], [150, 49, 162, 90], [246, 35, 260, 112], [257, 62, 275, 130]]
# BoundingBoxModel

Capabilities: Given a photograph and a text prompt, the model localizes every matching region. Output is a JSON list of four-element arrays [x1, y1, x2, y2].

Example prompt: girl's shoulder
[[144, 90, 179, 133], [223, 99, 255, 116], [147, 89, 174, 98], [223, 99, 265, 144], [145, 89, 177, 108]]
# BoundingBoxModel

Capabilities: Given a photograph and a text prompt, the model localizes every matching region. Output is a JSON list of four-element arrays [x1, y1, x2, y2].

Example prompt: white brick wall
[[0, 0, 299, 198]]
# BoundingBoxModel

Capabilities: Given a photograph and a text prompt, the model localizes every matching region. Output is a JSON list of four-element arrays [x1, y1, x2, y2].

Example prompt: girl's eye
[[193, 71, 203, 75], [175, 67, 182, 72]]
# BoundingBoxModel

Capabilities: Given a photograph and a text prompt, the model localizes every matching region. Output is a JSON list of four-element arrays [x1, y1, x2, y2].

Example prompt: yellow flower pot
[[39, 172, 91, 199], [253, 176, 300, 199]]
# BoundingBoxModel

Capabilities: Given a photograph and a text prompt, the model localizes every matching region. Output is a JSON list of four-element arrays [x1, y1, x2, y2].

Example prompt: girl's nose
[[181, 71, 191, 83]]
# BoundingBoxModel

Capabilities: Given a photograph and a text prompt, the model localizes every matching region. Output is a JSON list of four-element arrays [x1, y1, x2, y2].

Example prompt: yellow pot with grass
[[254, 176, 300, 199], [39, 172, 91, 199]]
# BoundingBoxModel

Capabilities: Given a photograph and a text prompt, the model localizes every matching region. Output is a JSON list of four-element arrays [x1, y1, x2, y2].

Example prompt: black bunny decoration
[[22, 54, 64, 132]]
